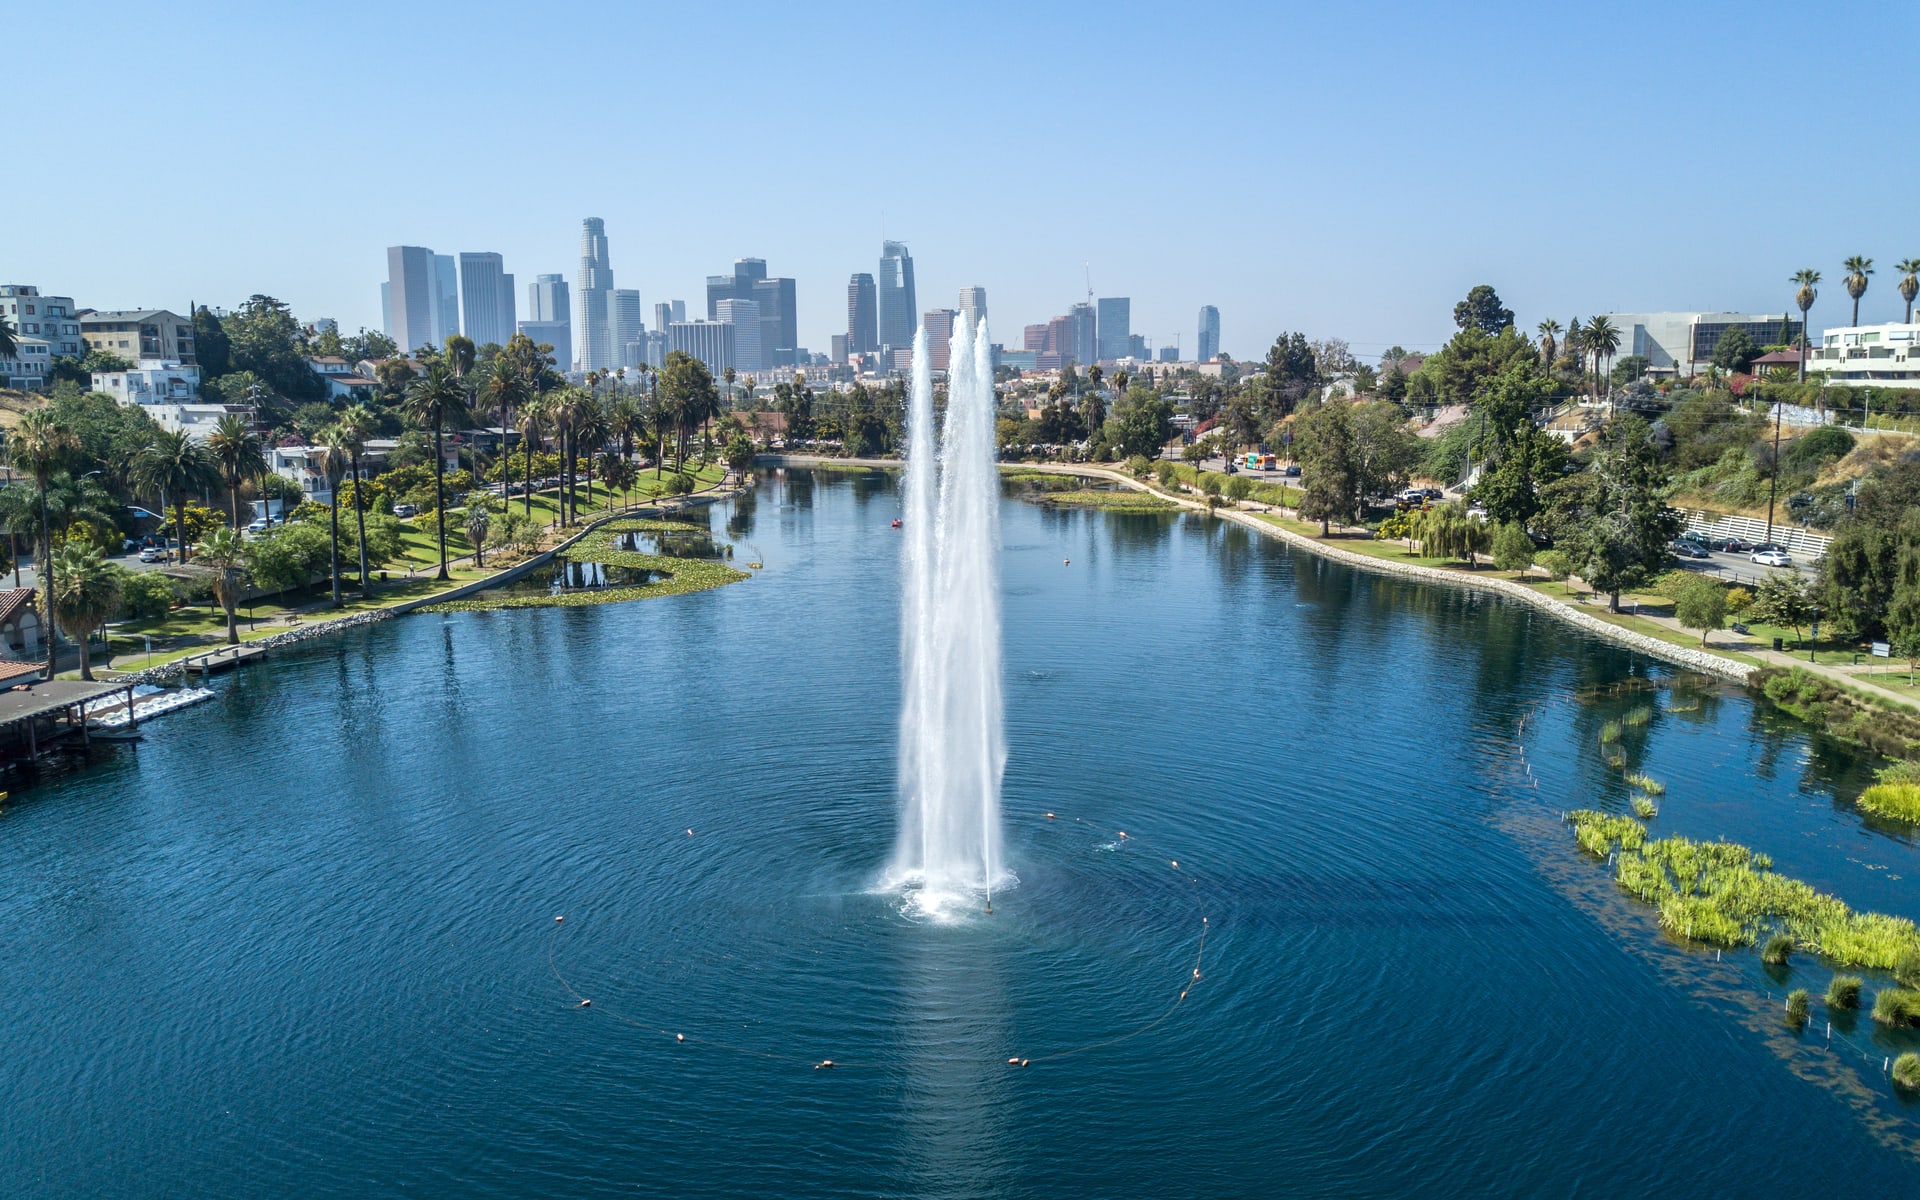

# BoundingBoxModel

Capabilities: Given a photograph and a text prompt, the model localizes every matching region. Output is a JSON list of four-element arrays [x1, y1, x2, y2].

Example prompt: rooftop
[[0, 678, 118, 726]]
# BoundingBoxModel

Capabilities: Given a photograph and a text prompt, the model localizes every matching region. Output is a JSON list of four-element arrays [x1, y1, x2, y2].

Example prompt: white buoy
[[676, 1033, 685, 1043]]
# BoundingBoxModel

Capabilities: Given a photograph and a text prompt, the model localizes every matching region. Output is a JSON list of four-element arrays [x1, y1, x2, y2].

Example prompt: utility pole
[[1764, 396, 1783, 548]]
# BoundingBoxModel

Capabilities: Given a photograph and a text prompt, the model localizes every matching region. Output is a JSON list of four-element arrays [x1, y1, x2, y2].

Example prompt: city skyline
[[8, 2, 1911, 361]]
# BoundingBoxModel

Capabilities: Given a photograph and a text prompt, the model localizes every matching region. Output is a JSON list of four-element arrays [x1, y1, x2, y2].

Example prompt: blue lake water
[[3, 468, 1918, 1196]]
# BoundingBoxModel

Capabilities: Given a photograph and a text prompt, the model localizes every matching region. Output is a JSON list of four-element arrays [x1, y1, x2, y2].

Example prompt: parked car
[[1671, 540, 1711, 560], [138, 547, 163, 563], [246, 517, 271, 534], [1751, 547, 1793, 567], [1709, 536, 1753, 553], [392, 503, 418, 518], [1282, 465, 1301, 477], [1679, 530, 1710, 546]]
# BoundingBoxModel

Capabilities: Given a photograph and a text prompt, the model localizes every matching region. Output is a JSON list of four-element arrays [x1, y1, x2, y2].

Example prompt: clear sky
[[12, 0, 1914, 360]]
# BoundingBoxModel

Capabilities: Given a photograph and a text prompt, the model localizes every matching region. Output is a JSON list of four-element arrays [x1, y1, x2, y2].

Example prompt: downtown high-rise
[[575, 217, 615, 371], [958, 286, 987, 334], [520, 273, 572, 373], [847, 273, 877, 353], [1096, 297, 1130, 362], [383, 246, 438, 356], [457, 252, 516, 348], [877, 241, 916, 353], [1198, 305, 1220, 362]]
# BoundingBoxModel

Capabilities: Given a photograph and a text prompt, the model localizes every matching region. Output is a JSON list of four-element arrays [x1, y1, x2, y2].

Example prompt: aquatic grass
[[1630, 795, 1658, 820], [423, 518, 750, 613], [1857, 783, 1920, 824], [1623, 706, 1653, 727], [1872, 988, 1920, 1027], [1599, 719, 1623, 745], [1762, 934, 1794, 965], [1785, 989, 1810, 1028], [1031, 489, 1177, 512], [1603, 750, 1627, 770], [1895, 1053, 1920, 1093], [1623, 772, 1666, 795], [1664, 701, 1701, 714], [1827, 975, 1862, 1010]]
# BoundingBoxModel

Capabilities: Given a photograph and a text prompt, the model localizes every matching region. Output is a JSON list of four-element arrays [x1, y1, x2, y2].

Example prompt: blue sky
[[12, 0, 1914, 360]]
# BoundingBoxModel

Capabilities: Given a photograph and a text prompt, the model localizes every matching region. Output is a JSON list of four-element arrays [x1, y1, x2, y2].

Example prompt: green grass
[[1623, 772, 1666, 795], [1857, 783, 1920, 824], [1895, 1052, 1920, 1092], [1785, 988, 1810, 1028], [1033, 489, 1177, 512], [1827, 975, 1862, 1010], [1762, 933, 1794, 965], [422, 517, 748, 613], [1872, 988, 1920, 1027], [1631, 795, 1658, 820]]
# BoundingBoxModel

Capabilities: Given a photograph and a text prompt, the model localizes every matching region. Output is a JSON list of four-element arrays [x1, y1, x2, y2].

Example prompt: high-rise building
[[433, 254, 460, 347], [958, 286, 987, 333], [751, 276, 797, 367], [642, 329, 669, 368], [830, 333, 850, 364], [654, 302, 675, 335], [877, 241, 916, 352], [847, 273, 878, 353], [612, 289, 644, 369], [1157, 345, 1179, 363], [1096, 297, 1130, 361], [575, 217, 615, 371], [923, 309, 958, 372], [668, 320, 734, 377], [1128, 334, 1147, 360], [715, 298, 762, 372], [384, 245, 437, 355], [1023, 324, 1050, 352], [457, 252, 515, 347], [521, 272, 572, 371], [670, 300, 686, 324], [517, 321, 571, 373], [1068, 302, 1097, 367], [1197, 305, 1220, 362]]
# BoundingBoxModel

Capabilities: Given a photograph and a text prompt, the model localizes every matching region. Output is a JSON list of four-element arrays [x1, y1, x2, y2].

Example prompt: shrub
[[1631, 795, 1657, 820], [1491, 521, 1535, 573], [1826, 975, 1862, 1010], [1858, 783, 1920, 824], [1785, 988, 1810, 1028], [1536, 549, 1572, 582], [115, 569, 178, 621], [1724, 585, 1753, 616], [1786, 424, 1854, 466], [1872, 988, 1920, 1026], [1224, 475, 1252, 503], [1126, 455, 1153, 478], [1154, 461, 1177, 487], [1762, 933, 1794, 965], [1895, 1052, 1920, 1093], [1652, 569, 1703, 601]]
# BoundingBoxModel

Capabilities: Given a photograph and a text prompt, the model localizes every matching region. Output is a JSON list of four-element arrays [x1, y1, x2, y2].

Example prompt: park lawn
[[1857, 669, 1920, 706], [1248, 511, 1462, 569]]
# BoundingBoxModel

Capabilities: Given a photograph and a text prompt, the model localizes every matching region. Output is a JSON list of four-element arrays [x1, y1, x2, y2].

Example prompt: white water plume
[[888, 314, 1006, 915]]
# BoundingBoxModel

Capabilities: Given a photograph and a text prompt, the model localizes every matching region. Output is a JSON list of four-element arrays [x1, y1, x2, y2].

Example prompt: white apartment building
[[148, 403, 252, 443], [0, 285, 86, 360], [270, 445, 335, 507], [1, 337, 52, 389], [91, 360, 201, 404], [307, 356, 379, 400], [1806, 322, 1920, 387]]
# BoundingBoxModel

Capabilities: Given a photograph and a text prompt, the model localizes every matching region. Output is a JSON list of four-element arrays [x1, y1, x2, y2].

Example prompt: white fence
[[1680, 509, 1830, 559]]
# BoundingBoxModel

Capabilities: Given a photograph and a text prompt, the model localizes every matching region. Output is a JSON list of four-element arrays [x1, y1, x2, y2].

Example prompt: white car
[[1751, 547, 1792, 568]]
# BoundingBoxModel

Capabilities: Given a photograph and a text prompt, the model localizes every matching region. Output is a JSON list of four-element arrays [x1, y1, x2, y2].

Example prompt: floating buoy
[[815, 1060, 835, 1070], [1007, 1057, 1020, 1065], [1045, 812, 1055, 820], [1117, 831, 1128, 839], [555, 915, 565, 923], [686, 828, 694, 837], [577, 999, 592, 1008], [1170, 860, 1178, 868], [676, 1033, 685, 1043], [1192, 969, 1201, 980], [1020, 1059, 1029, 1068]]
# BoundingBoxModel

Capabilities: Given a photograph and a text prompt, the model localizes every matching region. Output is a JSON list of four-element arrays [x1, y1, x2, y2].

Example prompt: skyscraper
[[654, 302, 675, 335], [612, 289, 643, 368], [458, 252, 515, 347], [958, 286, 987, 332], [1067, 302, 1097, 367], [715, 298, 762, 372], [669, 320, 734, 377], [877, 241, 916, 352], [575, 217, 615, 371], [384, 245, 437, 356], [751, 276, 796, 367], [1096, 297, 1130, 361], [521, 273, 572, 373], [923, 309, 958, 372], [847, 273, 877, 353], [433, 254, 460, 347], [1197, 305, 1220, 362]]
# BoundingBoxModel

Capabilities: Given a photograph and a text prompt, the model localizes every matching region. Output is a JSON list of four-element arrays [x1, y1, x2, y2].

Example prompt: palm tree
[[1896, 259, 1920, 324], [336, 403, 377, 594], [1792, 269, 1821, 381], [444, 333, 476, 380], [401, 361, 473, 581], [317, 428, 353, 605], [607, 395, 645, 460], [464, 500, 492, 568], [1583, 316, 1620, 409], [515, 393, 546, 519], [483, 354, 529, 497], [599, 454, 637, 509], [1842, 256, 1874, 327], [545, 388, 580, 525], [7, 410, 76, 678], [47, 542, 119, 681], [573, 397, 609, 512], [131, 429, 218, 571], [0, 313, 17, 360], [206, 412, 268, 528], [195, 525, 247, 645], [1536, 319, 1562, 366]]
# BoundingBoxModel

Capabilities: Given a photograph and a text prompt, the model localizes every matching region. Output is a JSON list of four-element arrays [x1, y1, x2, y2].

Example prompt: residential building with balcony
[[92, 360, 201, 404], [0, 285, 85, 360], [80, 309, 197, 365], [1, 337, 52, 389], [1806, 322, 1920, 388]]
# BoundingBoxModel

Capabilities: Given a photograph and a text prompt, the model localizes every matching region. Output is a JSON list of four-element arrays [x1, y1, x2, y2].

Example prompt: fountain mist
[[889, 314, 1006, 913]]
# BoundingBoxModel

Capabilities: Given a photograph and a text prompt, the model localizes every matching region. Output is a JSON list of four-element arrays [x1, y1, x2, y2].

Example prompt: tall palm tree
[[464, 501, 492, 568], [574, 397, 609, 512], [483, 353, 529, 497], [1895, 258, 1920, 324], [317, 428, 353, 605], [336, 403, 377, 594], [195, 525, 247, 645], [607, 395, 645, 461], [47, 542, 120, 681], [1792, 269, 1821, 381], [1536, 319, 1562, 366], [206, 412, 268, 528], [7, 410, 76, 678], [0, 313, 17, 360], [515, 393, 547, 519], [1842, 256, 1874, 327], [401, 362, 473, 581], [544, 388, 578, 525], [1583, 316, 1620, 408], [131, 429, 218, 570], [444, 333, 476, 380]]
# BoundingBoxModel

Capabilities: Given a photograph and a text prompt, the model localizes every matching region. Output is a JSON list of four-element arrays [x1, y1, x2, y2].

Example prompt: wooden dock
[[183, 644, 267, 674]]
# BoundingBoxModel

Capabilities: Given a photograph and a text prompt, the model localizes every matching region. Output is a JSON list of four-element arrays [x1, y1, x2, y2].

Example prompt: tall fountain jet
[[890, 314, 1005, 913]]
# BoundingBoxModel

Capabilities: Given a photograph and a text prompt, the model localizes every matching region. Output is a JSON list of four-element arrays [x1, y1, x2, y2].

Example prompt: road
[[8, 548, 174, 593]]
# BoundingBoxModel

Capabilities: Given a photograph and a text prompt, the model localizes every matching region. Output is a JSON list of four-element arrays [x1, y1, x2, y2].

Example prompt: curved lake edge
[[758, 454, 1751, 683]]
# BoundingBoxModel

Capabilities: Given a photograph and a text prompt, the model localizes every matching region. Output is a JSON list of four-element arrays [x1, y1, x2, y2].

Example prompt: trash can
[[1773, 637, 1784, 652]]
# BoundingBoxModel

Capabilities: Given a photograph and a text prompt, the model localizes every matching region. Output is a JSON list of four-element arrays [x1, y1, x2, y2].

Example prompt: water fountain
[[889, 313, 1006, 914]]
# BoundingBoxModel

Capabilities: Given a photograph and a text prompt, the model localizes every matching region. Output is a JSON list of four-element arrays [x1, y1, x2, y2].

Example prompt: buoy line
[[545, 808, 1213, 1073]]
